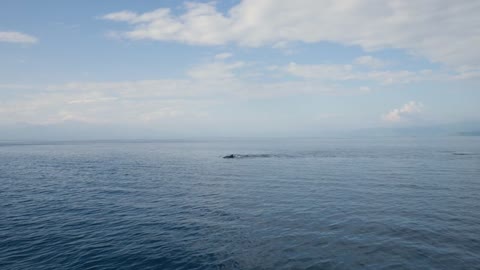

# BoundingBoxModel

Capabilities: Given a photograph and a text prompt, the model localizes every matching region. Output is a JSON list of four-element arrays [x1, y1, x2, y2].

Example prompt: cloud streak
[[285, 62, 434, 85], [0, 31, 38, 44], [354, 56, 385, 69]]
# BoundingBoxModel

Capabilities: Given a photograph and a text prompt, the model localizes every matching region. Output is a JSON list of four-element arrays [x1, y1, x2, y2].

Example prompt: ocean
[[1, 137, 479, 269]]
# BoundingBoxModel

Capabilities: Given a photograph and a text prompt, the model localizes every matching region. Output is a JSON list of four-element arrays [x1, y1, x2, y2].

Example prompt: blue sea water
[[1, 136, 479, 270]]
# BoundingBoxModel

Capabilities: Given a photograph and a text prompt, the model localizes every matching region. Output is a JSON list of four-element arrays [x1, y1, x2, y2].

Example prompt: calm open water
[[1, 137, 479, 270]]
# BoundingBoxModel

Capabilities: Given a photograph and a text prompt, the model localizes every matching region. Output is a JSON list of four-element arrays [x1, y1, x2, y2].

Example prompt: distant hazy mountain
[[458, 131, 480, 136], [1, 121, 479, 141], [351, 121, 480, 137]]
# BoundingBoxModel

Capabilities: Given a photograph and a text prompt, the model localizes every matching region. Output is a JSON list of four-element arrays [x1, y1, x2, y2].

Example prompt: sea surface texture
[[1, 137, 479, 270]]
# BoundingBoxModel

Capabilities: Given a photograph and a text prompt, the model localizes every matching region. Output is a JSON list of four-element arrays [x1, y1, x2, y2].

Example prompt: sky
[[1, 0, 479, 139]]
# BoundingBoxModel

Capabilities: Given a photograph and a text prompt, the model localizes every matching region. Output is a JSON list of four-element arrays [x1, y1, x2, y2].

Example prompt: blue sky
[[1, 0, 479, 138]]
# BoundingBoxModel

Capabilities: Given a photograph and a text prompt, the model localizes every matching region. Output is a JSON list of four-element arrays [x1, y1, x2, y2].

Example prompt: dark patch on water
[[223, 154, 284, 159], [452, 152, 477, 156]]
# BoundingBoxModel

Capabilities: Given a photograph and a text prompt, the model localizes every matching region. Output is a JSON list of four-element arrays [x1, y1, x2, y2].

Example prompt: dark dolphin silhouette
[[223, 154, 236, 159]]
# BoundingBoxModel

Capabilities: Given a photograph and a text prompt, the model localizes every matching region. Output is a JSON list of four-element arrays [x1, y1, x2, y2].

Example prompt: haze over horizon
[[1, 0, 480, 139]]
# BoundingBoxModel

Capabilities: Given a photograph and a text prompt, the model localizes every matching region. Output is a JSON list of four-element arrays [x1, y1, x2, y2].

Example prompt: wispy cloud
[[187, 61, 244, 80], [0, 31, 38, 44], [101, 10, 138, 22], [285, 62, 433, 85], [354, 56, 385, 69], [0, 57, 366, 126], [0, 90, 215, 126], [214, 52, 233, 60]]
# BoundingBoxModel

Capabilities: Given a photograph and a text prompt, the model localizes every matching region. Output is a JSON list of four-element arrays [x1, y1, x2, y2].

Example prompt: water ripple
[[1, 137, 480, 269]]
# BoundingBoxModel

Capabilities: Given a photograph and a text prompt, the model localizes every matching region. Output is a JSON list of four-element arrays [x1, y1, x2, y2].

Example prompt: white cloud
[[187, 61, 244, 80], [286, 63, 355, 80], [101, 11, 138, 22], [285, 62, 431, 84], [0, 90, 214, 125], [0, 31, 38, 44], [102, 0, 480, 67], [382, 101, 424, 123], [102, 3, 231, 45], [46, 80, 194, 97], [214, 52, 233, 60], [354, 55, 385, 69]]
